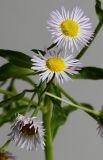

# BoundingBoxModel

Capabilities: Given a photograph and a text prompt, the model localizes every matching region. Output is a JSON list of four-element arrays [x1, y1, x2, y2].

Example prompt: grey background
[[0, 0, 103, 160]]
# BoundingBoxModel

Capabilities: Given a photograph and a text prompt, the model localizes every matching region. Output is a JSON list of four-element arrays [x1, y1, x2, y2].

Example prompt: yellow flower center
[[61, 19, 79, 37], [46, 56, 65, 72]]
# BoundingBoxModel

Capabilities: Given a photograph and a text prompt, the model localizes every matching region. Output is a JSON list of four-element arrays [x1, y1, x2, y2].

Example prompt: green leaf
[[31, 49, 45, 55], [0, 63, 34, 81], [81, 103, 98, 120], [49, 83, 61, 105], [51, 103, 77, 139], [0, 105, 27, 126], [0, 49, 32, 68], [95, 0, 103, 22], [0, 91, 25, 108], [73, 67, 103, 80], [51, 101, 97, 139], [31, 43, 57, 55], [0, 99, 37, 126], [47, 43, 57, 50]]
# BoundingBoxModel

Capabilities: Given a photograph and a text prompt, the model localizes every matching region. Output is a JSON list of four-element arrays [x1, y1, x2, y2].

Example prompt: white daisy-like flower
[[47, 6, 93, 52], [8, 114, 45, 151], [31, 49, 81, 83], [0, 151, 16, 160]]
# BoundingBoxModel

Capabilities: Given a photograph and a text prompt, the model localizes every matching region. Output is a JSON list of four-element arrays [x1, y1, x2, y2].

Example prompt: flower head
[[31, 49, 81, 83], [0, 151, 15, 160], [47, 6, 93, 52], [8, 114, 45, 151]]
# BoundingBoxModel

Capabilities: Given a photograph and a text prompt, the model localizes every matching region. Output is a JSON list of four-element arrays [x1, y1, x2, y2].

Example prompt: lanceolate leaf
[[0, 63, 34, 81], [51, 104, 77, 139], [51, 102, 97, 139], [49, 83, 61, 105], [0, 105, 27, 126], [0, 91, 25, 108], [73, 67, 103, 80], [0, 49, 32, 68]]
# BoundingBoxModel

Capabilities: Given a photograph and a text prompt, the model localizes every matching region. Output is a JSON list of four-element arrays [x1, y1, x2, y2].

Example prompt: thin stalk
[[0, 89, 14, 96], [54, 83, 79, 105], [0, 140, 11, 152], [43, 98, 53, 160], [25, 92, 36, 114], [76, 21, 103, 59], [45, 92, 100, 116]]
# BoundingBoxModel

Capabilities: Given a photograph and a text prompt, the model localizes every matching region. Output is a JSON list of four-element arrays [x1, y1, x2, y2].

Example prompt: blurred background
[[0, 0, 103, 159]]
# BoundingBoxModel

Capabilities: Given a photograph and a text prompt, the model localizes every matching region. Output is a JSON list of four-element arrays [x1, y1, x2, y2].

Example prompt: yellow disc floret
[[46, 56, 65, 72], [61, 19, 79, 37]]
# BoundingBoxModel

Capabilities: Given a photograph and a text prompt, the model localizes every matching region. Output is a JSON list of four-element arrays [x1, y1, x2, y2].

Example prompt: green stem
[[76, 21, 103, 59], [45, 92, 100, 116], [0, 140, 11, 152], [25, 92, 36, 114], [0, 89, 14, 96], [43, 98, 53, 160], [55, 83, 79, 104]]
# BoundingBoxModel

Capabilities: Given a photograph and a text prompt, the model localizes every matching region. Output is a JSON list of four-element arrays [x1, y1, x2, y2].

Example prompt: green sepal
[[31, 49, 45, 56]]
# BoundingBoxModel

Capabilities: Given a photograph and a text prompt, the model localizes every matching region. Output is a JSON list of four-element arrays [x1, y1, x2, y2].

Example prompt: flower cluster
[[31, 6, 93, 83], [7, 6, 93, 153]]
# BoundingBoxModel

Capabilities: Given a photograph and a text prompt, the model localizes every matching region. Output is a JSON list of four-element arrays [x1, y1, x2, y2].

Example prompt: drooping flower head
[[0, 151, 16, 160], [47, 6, 93, 52], [8, 114, 45, 151], [31, 49, 81, 83]]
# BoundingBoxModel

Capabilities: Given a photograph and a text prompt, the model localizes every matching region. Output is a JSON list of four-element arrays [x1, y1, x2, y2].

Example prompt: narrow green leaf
[[31, 49, 45, 55], [0, 63, 34, 81], [0, 105, 27, 126], [51, 104, 67, 139], [73, 67, 103, 79], [31, 43, 57, 55], [81, 103, 98, 120], [49, 83, 61, 105], [95, 0, 103, 22], [0, 49, 31, 68], [47, 43, 57, 50], [0, 91, 25, 108], [51, 103, 78, 139], [0, 101, 37, 126]]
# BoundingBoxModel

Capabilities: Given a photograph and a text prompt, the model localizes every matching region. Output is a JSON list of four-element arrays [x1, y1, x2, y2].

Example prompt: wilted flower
[[47, 6, 93, 52], [31, 49, 81, 83], [8, 114, 45, 151], [0, 151, 15, 160]]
